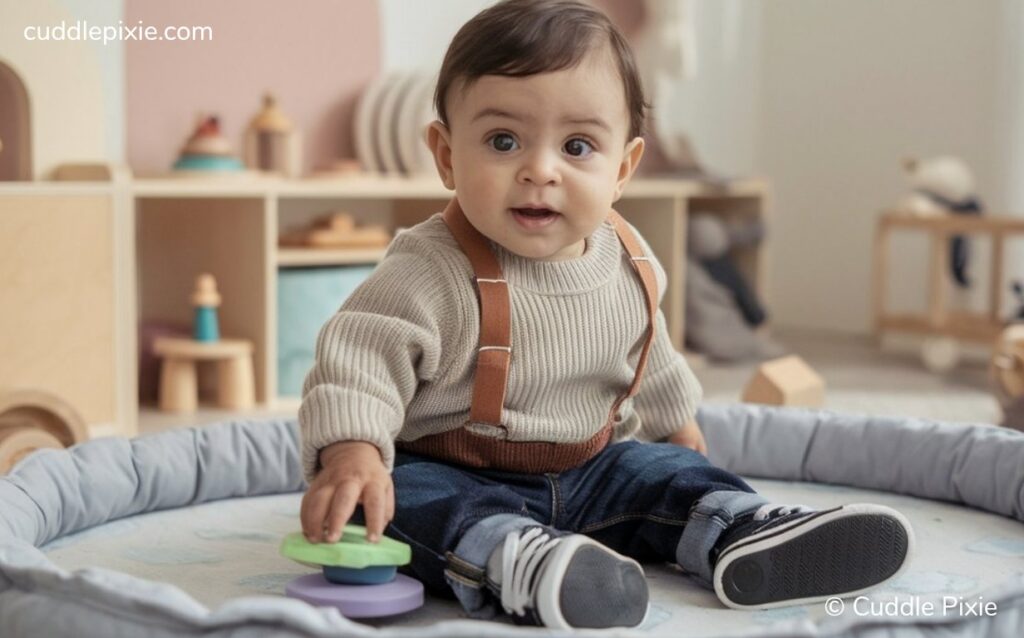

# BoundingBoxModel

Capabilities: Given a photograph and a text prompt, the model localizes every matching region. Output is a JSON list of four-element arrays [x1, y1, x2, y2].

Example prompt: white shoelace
[[500, 527, 561, 617], [753, 503, 812, 521]]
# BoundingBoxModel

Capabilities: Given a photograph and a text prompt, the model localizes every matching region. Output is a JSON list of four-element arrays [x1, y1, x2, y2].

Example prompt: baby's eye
[[564, 138, 594, 157], [488, 133, 518, 153]]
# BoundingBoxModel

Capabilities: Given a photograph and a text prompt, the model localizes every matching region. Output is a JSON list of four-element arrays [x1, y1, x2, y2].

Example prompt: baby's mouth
[[510, 207, 561, 229], [511, 207, 559, 218]]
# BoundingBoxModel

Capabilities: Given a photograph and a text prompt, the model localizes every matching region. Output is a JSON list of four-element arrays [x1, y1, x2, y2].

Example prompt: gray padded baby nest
[[1, 404, 1024, 637]]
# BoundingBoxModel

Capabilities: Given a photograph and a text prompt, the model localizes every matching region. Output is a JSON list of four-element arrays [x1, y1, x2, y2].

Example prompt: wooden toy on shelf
[[741, 356, 825, 408], [52, 163, 115, 181], [244, 93, 302, 177], [191, 273, 222, 342], [279, 212, 392, 249], [173, 115, 245, 174], [308, 159, 364, 179], [154, 337, 255, 413], [0, 389, 88, 474], [280, 525, 424, 618]]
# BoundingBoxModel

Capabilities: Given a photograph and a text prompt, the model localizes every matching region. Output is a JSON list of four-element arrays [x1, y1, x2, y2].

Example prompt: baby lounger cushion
[[2, 405, 1024, 637]]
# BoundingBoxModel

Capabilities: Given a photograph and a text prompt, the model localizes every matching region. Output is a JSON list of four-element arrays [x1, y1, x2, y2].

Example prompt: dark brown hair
[[434, 0, 648, 140]]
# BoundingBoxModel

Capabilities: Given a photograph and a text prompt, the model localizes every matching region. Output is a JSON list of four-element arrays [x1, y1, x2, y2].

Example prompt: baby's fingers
[[362, 482, 389, 543], [300, 484, 334, 543], [324, 481, 362, 543]]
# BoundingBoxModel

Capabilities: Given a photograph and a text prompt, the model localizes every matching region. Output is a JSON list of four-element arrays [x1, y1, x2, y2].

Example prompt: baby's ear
[[425, 121, 456, 190], [614, 137, 646, 201]]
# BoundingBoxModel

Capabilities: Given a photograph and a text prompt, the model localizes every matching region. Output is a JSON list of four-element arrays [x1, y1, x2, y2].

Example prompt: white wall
[[657, 0, 763, 177], [378, 0, 492, 72], [0, 0, 123, 178], [988, 0, 1024, 308], [756, 0, 1005, 333]]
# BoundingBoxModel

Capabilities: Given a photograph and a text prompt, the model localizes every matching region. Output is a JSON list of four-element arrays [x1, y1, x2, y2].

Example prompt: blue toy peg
[[190, 273, 222, 342]]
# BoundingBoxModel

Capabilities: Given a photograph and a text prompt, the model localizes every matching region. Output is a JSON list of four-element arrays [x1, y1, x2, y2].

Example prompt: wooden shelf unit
[[2, 174, 770, 430], [134, 175, 769, 408]]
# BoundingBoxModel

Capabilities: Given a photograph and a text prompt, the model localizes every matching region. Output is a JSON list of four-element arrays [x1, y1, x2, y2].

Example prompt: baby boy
[[298, 0, 913, 629]]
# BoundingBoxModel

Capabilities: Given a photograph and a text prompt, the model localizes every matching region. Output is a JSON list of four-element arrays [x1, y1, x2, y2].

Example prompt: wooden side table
[[154, 337, 255, 413]]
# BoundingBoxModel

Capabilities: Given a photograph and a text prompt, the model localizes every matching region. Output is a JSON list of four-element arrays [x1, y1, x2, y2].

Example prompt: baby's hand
[[301, 440, 394, 544], [666, 420, 708, 456]]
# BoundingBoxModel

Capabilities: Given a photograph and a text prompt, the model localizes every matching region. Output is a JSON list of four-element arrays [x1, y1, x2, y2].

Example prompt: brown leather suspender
[[395, 198, 660, 473]]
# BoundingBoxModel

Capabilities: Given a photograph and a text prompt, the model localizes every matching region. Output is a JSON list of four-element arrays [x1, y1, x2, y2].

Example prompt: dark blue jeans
[[381, 440, 768, 617]]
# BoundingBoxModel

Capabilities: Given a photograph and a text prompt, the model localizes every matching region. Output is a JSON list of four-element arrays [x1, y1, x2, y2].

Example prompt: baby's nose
[[516, 151, 561, 186]]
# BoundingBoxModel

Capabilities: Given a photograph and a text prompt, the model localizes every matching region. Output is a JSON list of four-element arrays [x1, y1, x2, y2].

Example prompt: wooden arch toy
[[0, 389, 88, 474]]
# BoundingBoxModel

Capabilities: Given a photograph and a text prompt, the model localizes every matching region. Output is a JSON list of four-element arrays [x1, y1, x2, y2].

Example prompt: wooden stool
[[154, 337, 255, 413]]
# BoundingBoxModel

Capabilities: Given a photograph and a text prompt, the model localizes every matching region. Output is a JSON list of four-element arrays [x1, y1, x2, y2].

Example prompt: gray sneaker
[[488, 527, 649, 629], [713, 503, 914, 609]]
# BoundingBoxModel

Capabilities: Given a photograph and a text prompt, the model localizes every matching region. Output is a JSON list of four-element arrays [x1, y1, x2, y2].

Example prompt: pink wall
[[126, 0, 379, 176]]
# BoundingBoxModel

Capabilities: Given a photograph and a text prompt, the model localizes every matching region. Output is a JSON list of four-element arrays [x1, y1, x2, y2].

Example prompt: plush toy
[[897, 156, 984, 287], [684, 213, 784, 362], [688, 213, 767, 327]]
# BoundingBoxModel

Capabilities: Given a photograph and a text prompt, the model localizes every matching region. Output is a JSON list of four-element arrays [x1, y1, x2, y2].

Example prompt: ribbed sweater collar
[[486, 219, 621, 295]]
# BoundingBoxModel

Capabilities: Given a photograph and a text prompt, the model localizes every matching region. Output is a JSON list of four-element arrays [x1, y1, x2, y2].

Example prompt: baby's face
[[428, 47, 644, 261]]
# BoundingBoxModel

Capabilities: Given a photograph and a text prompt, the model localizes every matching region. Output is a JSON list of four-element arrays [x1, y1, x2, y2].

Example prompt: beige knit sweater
[[299, 213, 703, 481]]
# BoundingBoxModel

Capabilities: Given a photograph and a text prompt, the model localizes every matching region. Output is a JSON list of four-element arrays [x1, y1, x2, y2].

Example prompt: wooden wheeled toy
[[989, 324, 1024, 431], [280, 525, 424, 618], [0, 390, 88, 474]]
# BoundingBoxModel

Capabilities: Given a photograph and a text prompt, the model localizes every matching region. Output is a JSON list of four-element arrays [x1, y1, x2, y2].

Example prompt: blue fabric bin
[[277, 265, 376, 397]]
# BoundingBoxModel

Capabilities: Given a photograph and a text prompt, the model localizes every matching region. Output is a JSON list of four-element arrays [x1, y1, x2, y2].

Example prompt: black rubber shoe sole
[[713, 504, 913, 609]]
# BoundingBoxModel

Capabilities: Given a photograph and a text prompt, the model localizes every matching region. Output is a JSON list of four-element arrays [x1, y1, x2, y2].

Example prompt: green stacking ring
[[280, 525, 411, 568]]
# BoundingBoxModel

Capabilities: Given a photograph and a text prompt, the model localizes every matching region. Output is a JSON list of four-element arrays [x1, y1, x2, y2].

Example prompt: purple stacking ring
[[285, 572, 425, 618]]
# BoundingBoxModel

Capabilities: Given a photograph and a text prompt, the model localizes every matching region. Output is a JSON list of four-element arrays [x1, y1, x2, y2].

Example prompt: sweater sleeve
[[632, 309, 704, 441], [628, 226, 704, 441], [298, 242, 463, 480]]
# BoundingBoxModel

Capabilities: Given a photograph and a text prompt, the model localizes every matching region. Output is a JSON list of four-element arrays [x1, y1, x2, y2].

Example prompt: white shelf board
[[0, 182, 116, 196]]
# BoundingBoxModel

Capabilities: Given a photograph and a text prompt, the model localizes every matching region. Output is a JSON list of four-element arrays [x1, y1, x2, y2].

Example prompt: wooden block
[[52, 163, 113, 181], [326, 213, 356, 232], [741, 355, 825, 407]]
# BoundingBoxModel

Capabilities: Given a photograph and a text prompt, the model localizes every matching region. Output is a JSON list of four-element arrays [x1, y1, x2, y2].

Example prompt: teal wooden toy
[[191, 274, 221, 342], [280, 525, 411, 585]]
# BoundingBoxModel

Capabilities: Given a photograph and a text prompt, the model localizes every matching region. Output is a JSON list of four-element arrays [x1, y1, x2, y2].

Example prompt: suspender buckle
[[475, 277, 507, 284], [478, 346, 512, 354]]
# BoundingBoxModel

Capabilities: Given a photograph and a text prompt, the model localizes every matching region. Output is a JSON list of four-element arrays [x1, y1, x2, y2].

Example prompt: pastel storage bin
[[277, 265, 376, 397]]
